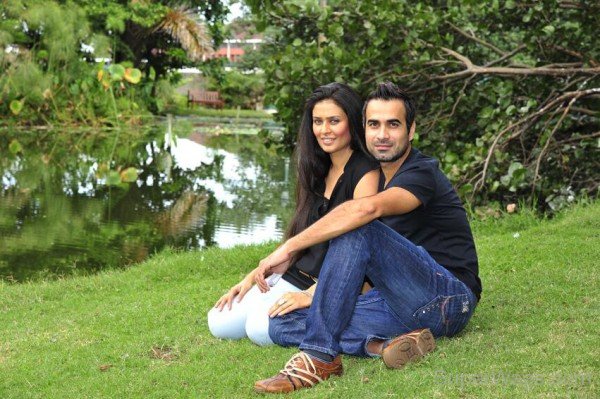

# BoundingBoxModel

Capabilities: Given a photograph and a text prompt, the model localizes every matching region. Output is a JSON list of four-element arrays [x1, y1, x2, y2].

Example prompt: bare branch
[[523, 107, 563, 165], [447, 22, 505, 56], [543, 62, 584, 68], [505, 77, 596, 146], [474, 87, 600, 192], [484, 44, 527, 67], [569, 106, 599, 116], [437, 48, 600, 80], [554, 131, 600, 145], [552, 45, 599, 67], [441, 47, 474, 69], [560, 76, 590, 92], [474, 123, 523, 193], [531, 96, 578, 197], [558, 1, 585, 9], [363, 68, 399, 85], [449, 77, 474, 118]]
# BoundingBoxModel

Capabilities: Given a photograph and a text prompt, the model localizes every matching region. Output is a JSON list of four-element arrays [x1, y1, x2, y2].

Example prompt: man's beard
[[371, 141, 409, 163]]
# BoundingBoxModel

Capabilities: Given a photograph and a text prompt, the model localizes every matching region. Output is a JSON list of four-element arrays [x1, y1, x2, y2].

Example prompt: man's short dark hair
[[362, 81, 416, 130]]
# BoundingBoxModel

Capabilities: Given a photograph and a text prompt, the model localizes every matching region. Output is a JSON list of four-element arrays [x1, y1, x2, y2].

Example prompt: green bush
[[246, 0, 599, 211]]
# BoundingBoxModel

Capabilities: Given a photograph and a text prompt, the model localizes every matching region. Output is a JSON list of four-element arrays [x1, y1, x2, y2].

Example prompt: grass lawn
[[1, 203, 598, 398]]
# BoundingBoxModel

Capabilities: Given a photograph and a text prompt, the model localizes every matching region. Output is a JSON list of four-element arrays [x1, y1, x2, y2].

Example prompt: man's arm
[[255, 187, 421, 291], [288, 186, 420, 252]]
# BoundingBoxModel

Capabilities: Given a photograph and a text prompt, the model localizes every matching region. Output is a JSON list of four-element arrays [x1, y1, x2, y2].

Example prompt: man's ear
[[408, 122, 416, 141]]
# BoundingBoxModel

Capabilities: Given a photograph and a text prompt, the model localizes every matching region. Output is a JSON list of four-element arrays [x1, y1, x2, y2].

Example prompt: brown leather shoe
[[382, 328, 436, 369], [254, 352, 343, 393]]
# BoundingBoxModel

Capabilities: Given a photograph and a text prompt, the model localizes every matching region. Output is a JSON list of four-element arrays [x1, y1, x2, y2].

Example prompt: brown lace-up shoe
[[254, 352, 343, 393], [382, 328, 436, 369]]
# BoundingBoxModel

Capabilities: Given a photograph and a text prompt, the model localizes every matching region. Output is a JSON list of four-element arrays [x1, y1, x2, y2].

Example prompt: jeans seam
[[299, 343, 337, 358], [356, 297, 384, 306]]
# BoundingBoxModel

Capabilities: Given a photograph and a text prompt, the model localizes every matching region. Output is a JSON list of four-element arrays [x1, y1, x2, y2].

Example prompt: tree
[[245, 0, 599, 210], [75, 1, 226, 96], [0, 0, 103, 123], [0, 0, 228, 121]]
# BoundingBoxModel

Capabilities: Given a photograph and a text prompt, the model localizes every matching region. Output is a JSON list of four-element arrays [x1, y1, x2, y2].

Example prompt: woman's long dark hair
[[285, 82, 368, 241]]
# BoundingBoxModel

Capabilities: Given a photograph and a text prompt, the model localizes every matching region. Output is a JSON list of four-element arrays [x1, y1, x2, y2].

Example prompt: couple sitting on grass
[[207, 81, 482, 394]]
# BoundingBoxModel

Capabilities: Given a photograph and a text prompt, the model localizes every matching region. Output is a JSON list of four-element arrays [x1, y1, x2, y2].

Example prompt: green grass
[[1, 203, 598, 398]]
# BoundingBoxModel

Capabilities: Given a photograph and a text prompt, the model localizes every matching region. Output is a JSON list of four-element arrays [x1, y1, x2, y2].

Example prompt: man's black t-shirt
[[380, 148, 482, 300], [282, 151, 379, 289]]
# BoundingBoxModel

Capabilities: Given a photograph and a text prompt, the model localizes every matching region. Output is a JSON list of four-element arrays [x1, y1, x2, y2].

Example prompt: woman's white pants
[[207, 279, 301, 346]]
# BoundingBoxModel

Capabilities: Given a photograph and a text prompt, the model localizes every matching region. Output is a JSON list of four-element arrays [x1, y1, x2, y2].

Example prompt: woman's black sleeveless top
[[282, 151, 379, 289]]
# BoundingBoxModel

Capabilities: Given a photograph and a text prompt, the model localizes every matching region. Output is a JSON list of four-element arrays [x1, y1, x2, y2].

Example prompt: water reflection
[[0, 121, 294, 282]]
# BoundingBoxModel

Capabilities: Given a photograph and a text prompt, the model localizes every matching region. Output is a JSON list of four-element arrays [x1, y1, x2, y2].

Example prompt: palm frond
[[155, 7, 213, 61]]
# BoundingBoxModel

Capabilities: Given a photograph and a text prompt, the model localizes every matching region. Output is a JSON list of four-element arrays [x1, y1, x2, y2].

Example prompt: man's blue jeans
[[269, 221, 477, 358]]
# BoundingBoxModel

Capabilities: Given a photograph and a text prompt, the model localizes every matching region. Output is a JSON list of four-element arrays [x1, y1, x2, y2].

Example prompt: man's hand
[[254, 243, 294, 292], [268, 291, 312, 318], [214, 277, 253, 311]]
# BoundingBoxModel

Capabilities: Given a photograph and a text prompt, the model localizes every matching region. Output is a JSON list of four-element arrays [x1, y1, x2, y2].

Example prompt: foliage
[[205, 68, 265, 109], [196, 18, 267, 111], [218, 37, 268, 109], [245, 0, 599, 210], [0, 0, 228, 123], [74, 0, 226, 102], [1, 1, 97, 123]]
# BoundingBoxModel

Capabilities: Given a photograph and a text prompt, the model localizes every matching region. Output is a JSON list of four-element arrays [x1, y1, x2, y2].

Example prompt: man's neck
[[380, 146, 412, 186]]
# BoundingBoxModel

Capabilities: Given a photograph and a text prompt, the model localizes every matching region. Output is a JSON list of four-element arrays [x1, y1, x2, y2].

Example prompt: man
[[253, 82, 482, 393]]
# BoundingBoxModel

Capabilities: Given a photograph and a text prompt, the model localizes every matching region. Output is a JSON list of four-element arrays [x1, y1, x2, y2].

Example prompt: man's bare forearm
[[254, 195, 388, 292], [285, 197, 380, 256]]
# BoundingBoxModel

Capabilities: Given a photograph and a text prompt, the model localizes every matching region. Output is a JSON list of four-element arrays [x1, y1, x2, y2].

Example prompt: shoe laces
[[279, 352, 323, 387]]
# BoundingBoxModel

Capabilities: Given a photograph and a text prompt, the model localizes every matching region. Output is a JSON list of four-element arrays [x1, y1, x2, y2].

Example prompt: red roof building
[[203, 39, 263, 63]]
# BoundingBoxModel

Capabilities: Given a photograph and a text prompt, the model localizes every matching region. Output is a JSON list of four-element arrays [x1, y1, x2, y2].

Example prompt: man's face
[[365, 99, 415, 163]]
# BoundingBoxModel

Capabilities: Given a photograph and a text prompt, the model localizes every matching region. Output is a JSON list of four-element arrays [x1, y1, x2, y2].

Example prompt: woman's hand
[[255, 243, 294, 292], [268, 291, 313, 318], [214, 276, 253, 311]]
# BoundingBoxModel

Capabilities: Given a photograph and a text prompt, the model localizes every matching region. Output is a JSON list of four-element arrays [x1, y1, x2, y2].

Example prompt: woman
[[208, 82, 379, 345]]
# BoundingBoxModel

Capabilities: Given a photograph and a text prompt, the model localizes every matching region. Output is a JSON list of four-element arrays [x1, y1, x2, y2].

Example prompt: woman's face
[[311, 99, 352, 155]]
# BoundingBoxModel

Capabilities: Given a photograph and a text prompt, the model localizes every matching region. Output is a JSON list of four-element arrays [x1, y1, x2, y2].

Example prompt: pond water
[[0, 118, 294, 282]]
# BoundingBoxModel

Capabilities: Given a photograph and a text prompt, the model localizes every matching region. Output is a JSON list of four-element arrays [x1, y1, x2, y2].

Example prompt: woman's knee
[[207, 307, 247, 340], [245, 313, 273, 346]]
